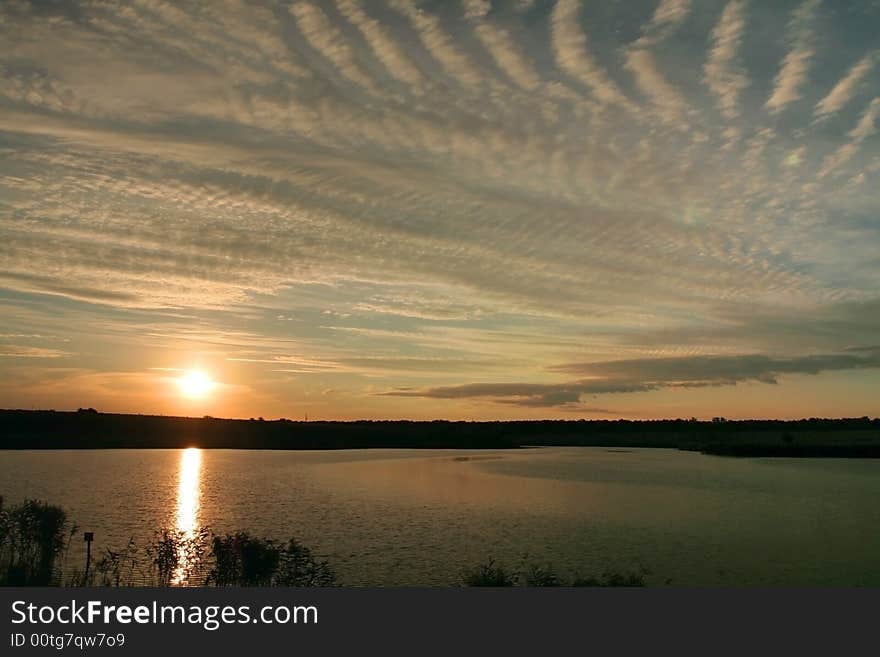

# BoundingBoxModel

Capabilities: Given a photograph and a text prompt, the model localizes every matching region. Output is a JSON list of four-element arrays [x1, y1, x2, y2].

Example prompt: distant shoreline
[[1, 409, 878, 456]]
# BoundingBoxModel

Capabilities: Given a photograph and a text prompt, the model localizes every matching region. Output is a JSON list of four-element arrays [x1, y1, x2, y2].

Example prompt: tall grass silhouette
[[0, 497, 75, 585]]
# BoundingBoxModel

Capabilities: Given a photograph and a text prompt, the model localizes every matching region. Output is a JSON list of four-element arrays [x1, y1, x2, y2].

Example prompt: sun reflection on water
[[173, 447, 201, 584]]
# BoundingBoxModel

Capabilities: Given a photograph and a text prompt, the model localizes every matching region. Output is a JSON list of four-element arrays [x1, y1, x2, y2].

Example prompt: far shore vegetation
[[1, 410, 879, 457], [0, 496, 646, 588]]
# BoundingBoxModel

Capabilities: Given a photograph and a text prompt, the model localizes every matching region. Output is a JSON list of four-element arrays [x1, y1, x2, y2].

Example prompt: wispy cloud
[[336, 0, 424, 87], [550, 351, 880, 384], [550, 0, 631, 108], [624, 49, 689, 127], [389, 0, 483, 87], [290, 1, 378, 94], [818, 97, 879, 177], [704, 0, 749, 120], [465, 6, 542, 92], [814, 52, 876, 119], [385, 349, 880, 408], [228, 354, 349, 374], [0, 346, 71, 359], [634, 0, 692, 48], [462, 0, 491, 20], [766, 0, 820, 114], [624, 0, 692, 127]]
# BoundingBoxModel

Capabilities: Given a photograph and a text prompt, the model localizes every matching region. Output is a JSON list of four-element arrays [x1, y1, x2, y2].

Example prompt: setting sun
[[176, 370, 216, 400]]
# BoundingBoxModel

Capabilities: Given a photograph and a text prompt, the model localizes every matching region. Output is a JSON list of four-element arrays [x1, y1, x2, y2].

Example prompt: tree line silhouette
[[1, 410, 878, 456]]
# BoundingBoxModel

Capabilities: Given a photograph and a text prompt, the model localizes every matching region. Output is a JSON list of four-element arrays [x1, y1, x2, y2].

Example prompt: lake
[[1, 447, 879, 586]]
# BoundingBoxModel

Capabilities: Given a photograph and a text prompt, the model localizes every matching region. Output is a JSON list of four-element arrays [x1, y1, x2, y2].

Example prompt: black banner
[[1, 587, 877, 655]]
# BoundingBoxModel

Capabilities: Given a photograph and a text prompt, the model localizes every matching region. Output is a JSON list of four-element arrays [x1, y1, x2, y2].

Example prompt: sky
[[0, 0, 878, 420]]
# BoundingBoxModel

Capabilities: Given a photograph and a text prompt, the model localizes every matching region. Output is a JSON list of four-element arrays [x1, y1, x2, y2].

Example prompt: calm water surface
[[1, 447, 879, 585]]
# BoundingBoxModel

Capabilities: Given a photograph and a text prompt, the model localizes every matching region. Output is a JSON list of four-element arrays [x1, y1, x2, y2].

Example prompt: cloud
[[704, 0, 749, 120], [765, 0, 820, 114], [624, 49, 689, 127], [389, 0, 483, 87], [848, 97, 880, 141], [624, 0, 693, 127], [818, 97, 879, 177], [289, 1, 378, 94], [613, 298, 880, 355], [814, 52, 876, 119], [551, 351, 880, 384], [0, 0, 873, 317], [226, 355, 347, 373], [650, 0, 692, 27], [634, 0, 692, 48], [383, 349, 880, 407], [340, 356, 504, 373], [462, 0, 491, 20], [335, 0, 424, 87], [466, 9, 542, 92], [550, 0, 632, 108], [380, 380, 655, 407], [0, 345, 71, 358]]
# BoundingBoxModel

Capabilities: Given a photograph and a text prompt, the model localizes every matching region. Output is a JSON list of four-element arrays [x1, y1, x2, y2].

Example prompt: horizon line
[[2, 408, 877, 424]]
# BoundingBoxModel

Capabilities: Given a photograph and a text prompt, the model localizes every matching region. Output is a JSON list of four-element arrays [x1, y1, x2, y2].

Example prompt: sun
[[176, 370, 216, 400]]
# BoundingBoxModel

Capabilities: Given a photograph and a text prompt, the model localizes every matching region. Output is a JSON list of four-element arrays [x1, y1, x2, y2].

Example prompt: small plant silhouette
[[462, 558, 517, 586]]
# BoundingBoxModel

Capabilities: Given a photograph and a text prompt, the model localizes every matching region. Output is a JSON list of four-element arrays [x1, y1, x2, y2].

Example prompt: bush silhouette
[[462, 559, 517, 586], [572, 568, 648, 587], [208, 532, 335, 587], [523, 562, 562, 587], [463, 557, 648, 587], [0, 497, 72, 585], [273, 538, 337, 586]]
